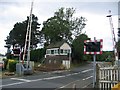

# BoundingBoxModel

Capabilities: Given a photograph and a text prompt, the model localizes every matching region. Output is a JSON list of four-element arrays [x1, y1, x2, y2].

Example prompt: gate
[[97, 64, 120, 89]]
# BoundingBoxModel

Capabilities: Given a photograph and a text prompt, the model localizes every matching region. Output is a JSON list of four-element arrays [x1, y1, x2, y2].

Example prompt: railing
[[97, 64, 120, 90]]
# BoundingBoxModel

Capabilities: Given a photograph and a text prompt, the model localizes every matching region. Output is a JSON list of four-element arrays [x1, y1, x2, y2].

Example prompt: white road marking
[[81, 69, 93, 73], [11, 78, 31, 82], [82, 85, 88, 88], [82, 76, 93, 81], [0, 82, 25, 88], [82, 76, 93, 88], [1, 68, 93, 88], [42, 70, 88, 81], [65, 74, 73, 77], [59, 75, 93, 89], [82, 83, 92, 88], [59, 79, 80, 89], [42, 76, 65, 80]]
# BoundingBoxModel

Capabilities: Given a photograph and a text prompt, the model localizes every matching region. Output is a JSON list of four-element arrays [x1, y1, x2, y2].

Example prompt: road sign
[[84, 39, 103, 54]]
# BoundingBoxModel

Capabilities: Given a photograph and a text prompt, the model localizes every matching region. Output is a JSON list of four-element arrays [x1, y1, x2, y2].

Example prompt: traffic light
[[13, 48, 20, 55], [84, 39, 103, 54], [91, 42, 100, 52], [84, 42, 100, 52], [84, 42, 92, 52], [84, 41, 101, 52]]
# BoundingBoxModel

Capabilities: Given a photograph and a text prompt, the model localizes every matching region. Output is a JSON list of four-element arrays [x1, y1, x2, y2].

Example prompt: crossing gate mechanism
[[16, 1, 34, 75]]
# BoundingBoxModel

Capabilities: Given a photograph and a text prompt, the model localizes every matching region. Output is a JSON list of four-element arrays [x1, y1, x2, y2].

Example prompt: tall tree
[[41, 7, 86, 46], [118, 28, 120, 59], [72, 34, 91, 63], [5, 14, 40, 50], [42, 16, 72, 44], [30, 48, 46, 62]]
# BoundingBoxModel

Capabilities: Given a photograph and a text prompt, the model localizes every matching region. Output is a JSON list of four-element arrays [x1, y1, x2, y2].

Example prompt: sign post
[[93, 37, 96, 88], [93, 53, 96, 88], [84, 38, 103, 88]]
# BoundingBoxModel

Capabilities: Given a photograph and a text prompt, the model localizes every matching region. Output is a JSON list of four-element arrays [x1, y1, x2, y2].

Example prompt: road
[[1, 62, 94, 90]]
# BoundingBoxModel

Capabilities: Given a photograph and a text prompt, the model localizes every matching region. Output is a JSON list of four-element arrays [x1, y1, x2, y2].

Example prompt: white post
[[27, 1, 34, 69], [107, 10, 119, 66]]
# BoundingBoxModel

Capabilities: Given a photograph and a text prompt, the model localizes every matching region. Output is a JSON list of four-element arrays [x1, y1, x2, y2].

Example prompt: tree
[[41, 7, 86, 45], [117, 28, 120, 59], [54, 7, 86, 37], [72, 34, 91, 63], [117, 40, 120, 59], [5, 14, 40, 50], [30, 48, 46, 62], [42, 16, 68, 44]]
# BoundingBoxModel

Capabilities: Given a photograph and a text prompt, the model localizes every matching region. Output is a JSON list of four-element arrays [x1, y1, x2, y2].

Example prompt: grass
[[34, 62, 41, 67], [70, 61, 88, 69], [2, 69, 25, 79], [1, 61, 89, 78], [34, 61, 89, 70]]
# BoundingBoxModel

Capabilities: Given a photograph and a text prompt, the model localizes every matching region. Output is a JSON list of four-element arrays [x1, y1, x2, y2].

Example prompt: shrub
[[30, 48, 46, 62], [3, 59, 8, 70], [60, 64, 66, 69], [8, 59, 17, 72]]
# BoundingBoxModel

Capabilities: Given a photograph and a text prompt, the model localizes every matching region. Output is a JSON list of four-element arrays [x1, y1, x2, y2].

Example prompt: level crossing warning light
[[12, 44, 21, 56], [84, 39, 103, 54]]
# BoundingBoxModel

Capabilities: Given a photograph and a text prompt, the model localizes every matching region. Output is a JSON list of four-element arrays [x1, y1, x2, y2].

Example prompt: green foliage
[[30, 48, 46, 62], [96, 51, 114, 61], [118, 41, 120, 59], [41, 7, 86, 45], [117, 40, 120, 51], [72, 34, 91, 63], [117, 41, 120, 52], [3, 59, 8, 70], [5, 14, 40, 49], [8, 59, 17, 72], [42, 16, 67, 43], [117, 28, 120, 58], [6, 52, 13, 59]]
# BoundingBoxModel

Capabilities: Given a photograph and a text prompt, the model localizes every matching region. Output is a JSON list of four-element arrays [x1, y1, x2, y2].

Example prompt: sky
[[0, 0, 119, 55]]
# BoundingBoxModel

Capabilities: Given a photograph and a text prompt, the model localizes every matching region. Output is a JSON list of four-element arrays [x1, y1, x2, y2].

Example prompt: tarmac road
[[1, 62, 94, 90]]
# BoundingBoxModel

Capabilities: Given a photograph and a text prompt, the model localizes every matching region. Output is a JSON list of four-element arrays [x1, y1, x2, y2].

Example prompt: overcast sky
[[0, 0, 119, 54]]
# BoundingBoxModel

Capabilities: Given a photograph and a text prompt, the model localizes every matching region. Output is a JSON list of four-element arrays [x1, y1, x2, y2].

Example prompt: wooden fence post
[[96, 63, 99, 88]]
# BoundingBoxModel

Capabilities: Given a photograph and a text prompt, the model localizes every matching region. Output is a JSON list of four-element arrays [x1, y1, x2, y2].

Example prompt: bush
[[8, 59, 17, 72], [30, 48, 46, 62], [3, 59, 8, 70]]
